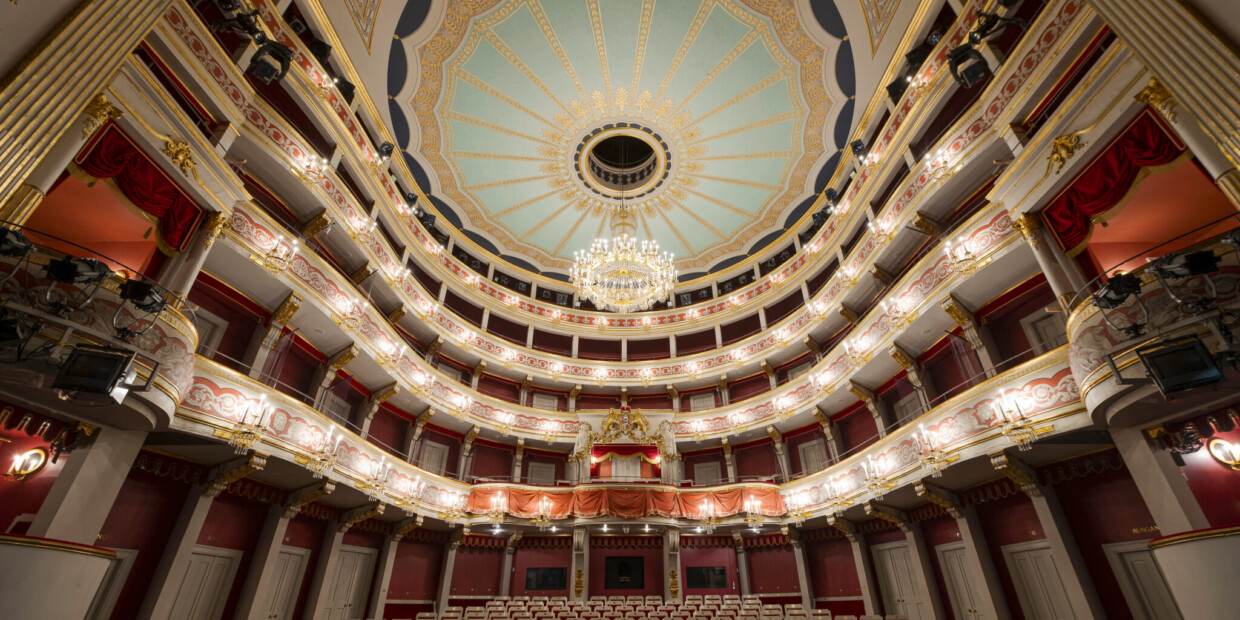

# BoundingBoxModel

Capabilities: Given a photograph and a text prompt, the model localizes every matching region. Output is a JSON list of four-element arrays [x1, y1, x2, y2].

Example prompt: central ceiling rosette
[[415, 0, 833, 275]]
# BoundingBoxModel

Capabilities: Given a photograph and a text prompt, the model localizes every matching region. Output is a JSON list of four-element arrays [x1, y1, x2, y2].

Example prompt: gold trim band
[[0, 534, 117, 560], [1149, 526, 1240, 550]]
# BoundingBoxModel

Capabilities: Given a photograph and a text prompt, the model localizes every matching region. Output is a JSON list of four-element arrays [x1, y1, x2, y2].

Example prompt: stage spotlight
[[948, 45, 990, 88], [1093, 272, 1142, 309], [379, 142, 396, 159], [119, 280, 168, 314], [850, 140, 867, 158], [1150, 251, 1220, 279], [0, 228, 32, 257], [44, 257, 111, 284]]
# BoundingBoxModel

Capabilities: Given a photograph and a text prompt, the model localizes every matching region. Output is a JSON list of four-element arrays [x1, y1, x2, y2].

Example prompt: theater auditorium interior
[[2, 0, 1240, 618]]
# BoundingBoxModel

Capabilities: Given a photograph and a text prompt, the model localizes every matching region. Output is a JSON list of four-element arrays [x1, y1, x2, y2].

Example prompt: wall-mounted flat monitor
[[686, 566, 728, 589], [604, 557, 644, 589], [525, 567, 567, 590]]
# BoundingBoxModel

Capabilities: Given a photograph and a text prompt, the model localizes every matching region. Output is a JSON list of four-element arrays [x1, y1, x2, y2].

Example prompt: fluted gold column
[[1088, 0, 1240, 208], [0, 0, 173, 214], [1134, 76, 1240, 209], [0, 185, 44, 226]]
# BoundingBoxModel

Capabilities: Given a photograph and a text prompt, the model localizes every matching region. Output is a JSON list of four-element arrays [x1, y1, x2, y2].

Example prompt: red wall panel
[[588, 545, 663, 597], [99, 467, 193, 620], [745, 545, 800, 595], [680, 545, 740, 595], [1054, 464, 1161, 619], [367, 407, 408, 456], [920, 515, 962, 620], [976, 492, 1045, 619], [0, 427, 69, 533], [196, 492, 270, 620], [343, 528, 385, 549], [284, 514, 327, 620], [785, 428, 826, 476], [385, 539, 444, 619], [1177, 426, 1240, 527], [734, 442, 778, 479], [510, 542, 573, 597], [840, 412, 880, 454], [451, 547, 505, 596], [473, 443, 514, 480], [804, 537, 864, 615]]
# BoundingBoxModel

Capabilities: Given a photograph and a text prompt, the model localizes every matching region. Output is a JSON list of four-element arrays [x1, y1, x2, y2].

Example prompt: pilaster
[[915, 480, 1009, 620], [28, 425, 146, 545], [828, 516, 878, 616], [733, 532, 751, 596], [1113, 425, 1209, 534]]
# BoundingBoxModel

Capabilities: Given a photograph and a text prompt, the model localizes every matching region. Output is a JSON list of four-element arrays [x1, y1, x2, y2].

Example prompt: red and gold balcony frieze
[[781, 346, 1084, 513], [220, 197, 1021, 442], [467, 483, 786, 521], [224, 197, 1016, 396], [179, 357, 472, 513]]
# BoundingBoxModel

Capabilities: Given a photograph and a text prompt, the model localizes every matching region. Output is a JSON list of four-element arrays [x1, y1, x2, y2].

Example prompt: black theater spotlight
[[114, 279, 168, 342], [0, 228, 32, 257], [1093, 272, 1148, 338], [850, 140, 867, 159], [42, 257, 112, 315], [948, 45, 990, 89], [379, 142, 396, 160], [249, 37, 294, 85], [1149, 250, 1222, 311]]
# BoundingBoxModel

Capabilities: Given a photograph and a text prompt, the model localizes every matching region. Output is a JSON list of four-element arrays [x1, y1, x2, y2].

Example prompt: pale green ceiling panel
[[447, 118, 543, 158], [457, 38, 563, 118], [490, 4, 584, 105], [658, 6, 753, 106], [539, 0, 608, 97], [689, 181, 773, 215], [686, 39, 787, 121], [597, 0, 641, 96], [702, 118, 798, 156], [633, 0, 705, 97]]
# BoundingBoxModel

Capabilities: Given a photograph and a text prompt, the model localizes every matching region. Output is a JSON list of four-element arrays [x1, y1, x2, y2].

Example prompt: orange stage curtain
[[468, 485, 785, 519]]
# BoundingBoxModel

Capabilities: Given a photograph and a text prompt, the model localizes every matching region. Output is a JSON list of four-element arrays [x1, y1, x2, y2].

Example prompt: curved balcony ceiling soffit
[[378, 0, 875, 278]]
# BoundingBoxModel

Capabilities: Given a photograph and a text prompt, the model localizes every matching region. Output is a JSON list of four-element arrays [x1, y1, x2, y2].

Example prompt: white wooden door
[[323, 546, 378, 620], [1102, 541, 1183, 620], [169, 546, 242, 620], [1002, 541, 1075, 620], [937, 543, 985, 620], [87, 548, 138, 620], [261, 546, 310, 620], [872, 541, 930, 620], [797, 439, 828, 475]]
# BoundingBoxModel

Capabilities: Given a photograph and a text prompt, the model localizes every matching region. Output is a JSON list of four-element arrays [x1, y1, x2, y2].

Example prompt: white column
[[852, 536, 879, 615], [28, 426, 146, 545], [437, 535, 462, 610], [722, 443, 737, 482], [788, 529, 814, 610], [1027, 487, 1106, 619], [956, 505, 1009, 620], [664, 529, 681, 602], [571, 527, 589, 602], [733, 534, 751, 596], [1112, 426, 1209, 534], [234, 505, 292, 620], [305, 527, 347, 620], [904, 523, 946, 620], [500, 536, 519, 596], [368, 535, 402, 619], [136, 483, 217, 620]]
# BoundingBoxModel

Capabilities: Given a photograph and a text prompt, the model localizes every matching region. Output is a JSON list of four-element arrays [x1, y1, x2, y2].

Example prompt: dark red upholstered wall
[[920, 515, 962, 620], [1053, 462, 1161, 620], [385, 538, 445, 619], [284, 514, 327, 620], [99, 465, 193, 620], [734, 442, 778, 479], [509, 541, 573, 597], [451, 546, 505, 597], [473, 442, 515, 479], [196, 491, 269, 620], [804, 536, 864, 615], [745, 544, 800, 595], [368, 406, 408, 456], [839, 411, 879, 454], [976, 492, 1044, 620], [588, 542, 663, 596], [1177, 426, 1240, 527], [0, 424, 69, 534], [680, 544, 740, 595]]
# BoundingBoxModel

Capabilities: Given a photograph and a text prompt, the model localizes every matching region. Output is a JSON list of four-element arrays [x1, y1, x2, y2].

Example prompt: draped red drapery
[[73, 123, 205, 251], [1041, 110, 1185, 255], [467, 485, 786, 520], [589, 444, 661, 477]]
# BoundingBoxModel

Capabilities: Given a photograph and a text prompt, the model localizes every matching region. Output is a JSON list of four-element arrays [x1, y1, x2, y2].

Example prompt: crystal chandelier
[[571, 207, 676, 313]]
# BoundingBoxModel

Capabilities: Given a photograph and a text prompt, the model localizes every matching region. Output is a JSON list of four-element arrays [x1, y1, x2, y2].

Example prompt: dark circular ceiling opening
[[592, 135, 654, 170]]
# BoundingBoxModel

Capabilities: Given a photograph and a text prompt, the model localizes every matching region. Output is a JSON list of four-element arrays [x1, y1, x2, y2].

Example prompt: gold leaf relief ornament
[[1135, 77, 1177, 123], [162, 140, 197, 177], [82, 94, 123, 139]]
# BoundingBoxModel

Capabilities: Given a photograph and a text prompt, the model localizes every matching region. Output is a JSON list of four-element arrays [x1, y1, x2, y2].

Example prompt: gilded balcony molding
[[159, 0, 1084, 343]]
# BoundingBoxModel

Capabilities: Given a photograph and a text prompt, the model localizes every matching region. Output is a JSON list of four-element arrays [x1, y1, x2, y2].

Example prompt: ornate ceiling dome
[[400, 0, 856, 278]]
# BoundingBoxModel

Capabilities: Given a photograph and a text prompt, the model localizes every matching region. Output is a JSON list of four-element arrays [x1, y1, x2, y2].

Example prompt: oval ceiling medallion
[[414, 0, 834, 273]]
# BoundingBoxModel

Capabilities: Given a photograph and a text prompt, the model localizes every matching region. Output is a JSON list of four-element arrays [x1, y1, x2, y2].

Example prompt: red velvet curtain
[[589, 444, 661, 477], [1041, 110, 1185, 254], [73, 123, 204, 251]]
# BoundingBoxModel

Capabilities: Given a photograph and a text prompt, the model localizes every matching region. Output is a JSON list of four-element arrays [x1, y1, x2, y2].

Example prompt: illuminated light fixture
[[944, 236, 981, 275], [262, 234, 298, 275], [810, 372, 832, 397], [496, 411, 515, 436], [785, 491, 812, 526], [690, 419, 705, 442], [315, 75, 340, 98], [639, 367, 653, 386], [1092, 272, 1148, 338], [825, 481, 854, 515], [457, 328, 475, 351], [863, 455, 896, 500], [593, 367, 607, 385], [1207, 438, 1240, 471], [699, 500, 720, 534], [359, 455, 392, 500], [775, 395, 796, 420], [487, 492, 507, 525], [914, 423, 957, 477], [379, 342, 407, 371], [995, 393, 1041, 452], [844, 338, 870, 367], [501, 348, 516, 368], [449, 393, 472, 419], [292, 155, 330, 185], [549, 362, 563, 381], [743, 495, 764, 530], [5, 447, 48, 481], [881, 298, 914, 328], [867, 220, 893, 245], [227, 395, 272, 455], [531, 497, 553, 532], [305, 428, 341, 478], [570, 207, 676, 314], [338, 297, 368, 331]]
